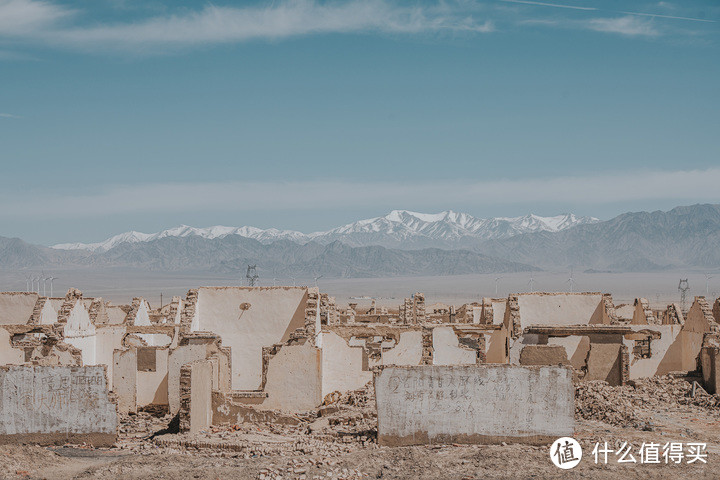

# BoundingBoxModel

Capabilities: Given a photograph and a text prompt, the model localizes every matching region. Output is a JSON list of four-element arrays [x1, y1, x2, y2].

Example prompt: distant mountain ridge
[[0, 235, 537, 277], [3, 204, 720, 276], [52, 210, 599, 252]]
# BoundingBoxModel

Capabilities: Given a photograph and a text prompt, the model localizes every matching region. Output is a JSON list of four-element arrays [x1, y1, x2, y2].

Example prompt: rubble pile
[[631, 376, 720, 409], [576, 376, 720, 428], [575, 381, 642, 427]]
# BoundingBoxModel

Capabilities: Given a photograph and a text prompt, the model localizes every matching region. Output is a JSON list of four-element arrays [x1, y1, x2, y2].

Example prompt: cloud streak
[[0, 0, 714, 55], [2, 168, 719, 219], [588, 16, 659, 37], [0, 112, 21, 118], [2, 0, 494, 52]]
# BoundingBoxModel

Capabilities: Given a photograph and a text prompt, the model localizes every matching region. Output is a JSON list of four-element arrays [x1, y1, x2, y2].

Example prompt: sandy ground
[[1, 269, 718, 309], [2, 377, 720, 480]]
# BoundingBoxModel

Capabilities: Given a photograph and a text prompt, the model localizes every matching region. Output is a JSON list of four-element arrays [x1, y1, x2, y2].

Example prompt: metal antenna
[[246, 265, 259, 287], [494, 276, 503, 296], [678, 279, 690, 312]]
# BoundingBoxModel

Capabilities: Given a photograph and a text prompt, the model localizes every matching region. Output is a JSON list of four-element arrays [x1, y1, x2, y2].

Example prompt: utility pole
[[678, 279, 690, 312]]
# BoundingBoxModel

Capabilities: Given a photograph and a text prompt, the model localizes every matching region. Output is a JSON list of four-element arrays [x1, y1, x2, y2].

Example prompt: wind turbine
[[565, 269, 575, 293], [48, 277, 57, 298], [290, 276, 296, 287], [528, 275, 535, 293], [314, 275, 323, 287], [26, 275, 31, 293], [494, 276, 503, 296], [706, 274, 714, 296]]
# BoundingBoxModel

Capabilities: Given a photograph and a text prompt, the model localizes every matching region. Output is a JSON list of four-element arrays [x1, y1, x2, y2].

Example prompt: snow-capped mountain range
[[52, 210, 599, 252]]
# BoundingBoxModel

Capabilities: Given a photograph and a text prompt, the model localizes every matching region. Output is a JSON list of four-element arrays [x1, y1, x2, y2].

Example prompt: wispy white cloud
[[0, 0, 714, 55], [0, 112, 21, 118], [2, 168, 719, 218], [0, 0, 72, 35], [1, 0, 493, 52], [502, 0, 597, 12], [621, 11, 715, 23], [587, 16, 660, 37]]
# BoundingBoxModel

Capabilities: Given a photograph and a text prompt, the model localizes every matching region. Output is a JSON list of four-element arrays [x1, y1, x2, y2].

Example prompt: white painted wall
[[0, 328, 24, 365], [191, 287, 308, 390], [320, 331, 372, 398], [432, 327, 476, 366], [0, 293, 38, 325], [517, 293, 603, 329], [382, 331, 423, 366]]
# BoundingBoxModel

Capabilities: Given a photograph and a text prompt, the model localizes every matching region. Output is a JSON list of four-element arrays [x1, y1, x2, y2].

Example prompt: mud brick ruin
[[1, 287, 720, 446]]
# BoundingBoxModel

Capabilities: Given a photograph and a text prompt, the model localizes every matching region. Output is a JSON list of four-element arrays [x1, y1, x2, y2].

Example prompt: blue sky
[[0, 0, 718, 244]]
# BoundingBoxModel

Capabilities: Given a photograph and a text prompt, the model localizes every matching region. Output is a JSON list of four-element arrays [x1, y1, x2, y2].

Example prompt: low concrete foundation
[[0, 365, 117, 446], [375, 364, 574, 446]]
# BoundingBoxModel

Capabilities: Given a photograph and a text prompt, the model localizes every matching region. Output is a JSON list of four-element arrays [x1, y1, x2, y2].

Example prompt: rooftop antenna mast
[[678, 278, 690, 312], [246, 265, 259, 287]]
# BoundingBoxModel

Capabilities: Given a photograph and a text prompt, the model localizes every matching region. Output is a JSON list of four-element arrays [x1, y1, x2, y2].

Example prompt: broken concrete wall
[[94, 326, 126, 390], [519, 345, 570, 366], [381, 331, 423, 366], [262, 341, 322, 411], [0, 328, 24, 365], [375, 365, 574, 446], [515, 293, 606, 329], [547, 336, 590, 370], [584, 342, 624, 385], [188, 287, 309, 390], [167, 334, 231, 415], [623, 325, 683, 379], [211, 391, 301, 426], [179, 360, 212, 434], [0, 365, 117, 446], [432, 327, 477, 365], [484, 326, 509, 363], [700, 343, 720, 394], [678, 297, 719, 371], [136, 346, 169, 408], [320, 331, 372, 399], [631, 298, 658, 325], [0, 293, 39, 325]]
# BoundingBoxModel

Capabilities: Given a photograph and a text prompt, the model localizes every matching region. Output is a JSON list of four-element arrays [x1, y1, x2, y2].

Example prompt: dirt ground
[[3, 376, 720, 480]]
